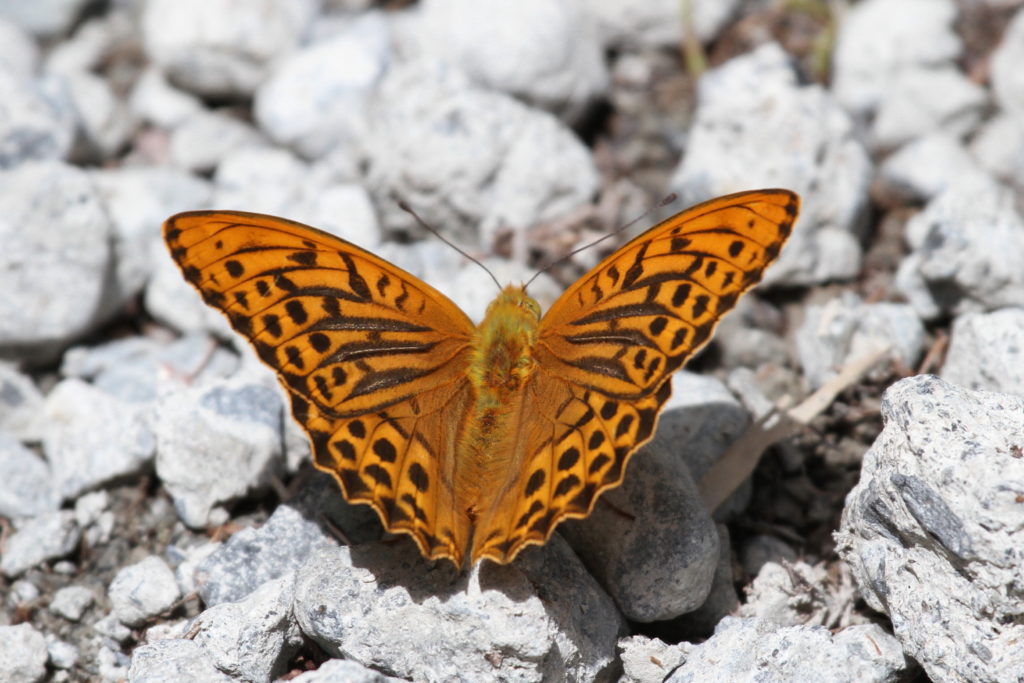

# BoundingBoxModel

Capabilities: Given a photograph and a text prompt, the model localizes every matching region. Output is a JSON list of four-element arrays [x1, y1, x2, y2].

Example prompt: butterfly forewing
[[164, 210, 478, 564], [537, 190, 798, 396]]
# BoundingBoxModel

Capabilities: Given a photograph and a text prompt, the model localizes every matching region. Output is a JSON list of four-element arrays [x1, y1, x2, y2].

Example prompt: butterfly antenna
[[524, 193, 678, 291], [398, 201, 502, 291]]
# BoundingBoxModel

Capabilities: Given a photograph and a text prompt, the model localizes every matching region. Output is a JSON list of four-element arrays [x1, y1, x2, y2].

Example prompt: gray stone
[[154, 377, 285, 528], [896, 180, 1024, 319], [739, 534, 797, 577], [0, 17, 38, 77], [191, 574, 301, 681], [91, 165, 213, 308], [402, 0, 608, 119], [50, 585, 95, 621], [363, 60, 599, 249], [0, 510, 81, 577], [43, 10, 133, 75], [837, 375, 1024, 682], [669, 43, 871, 287], [62, 70, 136, 160], [942, 308, 1024, 395], [128, 66, 203, 129], [255, 12, 389, 159], [876, 132, 992, 204], [97, 644, 130, 682], [292, 659, 406, 682], [142, 0, 318, 98], [665, 618, 907, 682], [46, 636, 79, 670], [0, 433, 59, 519], [868, 65, 986, 151], [194, 475, 379, 606], [0, 71, 74, 169], [61, 332, 238, 404], [591, 0, 740, 48], [832, 0, 961, 115], [795, 292, 925, 389], [991, 7, 1024, 116], [127, 639, 233, 682], [673, 523, 739, 639], [293, 539, 623, 682], [168, 110, 263, 174], [0, 364, 45, 441], [109, 556, 182, 627], [737, 561, 855, 630], [8, 579, 40, 606], [0, 624, 47, 683], [970, 114, 1024, 188], [0, 161, 112, 362], [43, 378, 156, 500], [144, 250, 235, 339], [0, 0, 91, 37], [619, 635, 686, 683], [93, 613, 133, 643]]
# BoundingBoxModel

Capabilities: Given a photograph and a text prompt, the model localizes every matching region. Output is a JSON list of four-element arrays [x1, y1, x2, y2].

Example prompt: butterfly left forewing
[[164, 210, 478, 564]]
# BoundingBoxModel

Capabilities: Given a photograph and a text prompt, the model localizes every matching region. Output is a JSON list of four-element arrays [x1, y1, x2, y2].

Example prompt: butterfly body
[[163, 189, 799, 567]]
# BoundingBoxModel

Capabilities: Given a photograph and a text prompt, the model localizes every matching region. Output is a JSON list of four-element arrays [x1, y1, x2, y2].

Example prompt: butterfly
[[163, 189, 798, 567]]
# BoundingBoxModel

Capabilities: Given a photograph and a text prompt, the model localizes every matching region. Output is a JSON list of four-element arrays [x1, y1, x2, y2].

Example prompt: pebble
[[49, 585, 95, 622], [0, 17, 38, 76], [837, 375, 1024, 682], [941, 308, 1024, 395], [46, 636, 79, 670], [128, 66, 203, 129], [794, 292, 925, 389], [362, 60, 599, 249], [92, 613, 132, 643], [990, 7, 1024, 116], [42, 378, 156, 501], [876, 132, 991, 204], [0, 510, 81, 577], [126, 639, 232, 682], [190, 574, 301, 682], [665, 618, 907, 682], [0, 432, 59, 519], [0, 161, 112, 362], [153, 377, 285, 528], [402, 0, 608, 119], [141, 0, 319, 98], [895, 179, 1024, 319], [590, 0, 740, 48], [255, 12, 389, 159], [619, 635, 687, 683], [293, 539, 622, 682], [0, 364, 45, 441], [167, 110, 263, 174], [62, 70, 136, 160], [292, 659, 406, 682], [970, 113, 1024, 187], [108, 556, 181, 627], [670, 42, 872, 287], [0, 624, 48, 683]]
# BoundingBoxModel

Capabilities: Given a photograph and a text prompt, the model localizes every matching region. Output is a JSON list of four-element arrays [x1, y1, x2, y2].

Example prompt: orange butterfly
[[164, 189, 798, 566]]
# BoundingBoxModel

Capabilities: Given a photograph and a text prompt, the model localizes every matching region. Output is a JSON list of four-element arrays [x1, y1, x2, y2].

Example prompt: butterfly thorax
[[459, 285, 541, 509]]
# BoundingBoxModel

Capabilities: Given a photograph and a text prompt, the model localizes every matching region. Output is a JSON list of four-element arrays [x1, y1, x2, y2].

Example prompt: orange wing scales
[[164, 211, 477, 565]]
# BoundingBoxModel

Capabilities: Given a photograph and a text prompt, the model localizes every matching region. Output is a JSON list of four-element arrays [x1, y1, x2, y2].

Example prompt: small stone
[[108, 556, 181, 627], [0, 624, 47, 682], [255, 12, 389, 159], [168, 110, 263, 174], [92, 613, 132, 643], [292, 659, 406, 682], [0, 0, 92, 37], [0, 161, 113, 362], [0, 364, 45, 441], [50, 585, 95, 621], [154, 377, 284, 528], [96, 644, 130, 682], [46, 637, 79, 670], [591, 0, 741, 48], [142, 0, 318, 98], [970, 114, 1024, 187], [127, 639, 233, 682], [876, 132, 991, 204], [670, 43, 871, 287], [739, 534, 798, 577], [991, 7, 1024, 116], [0, 433, 59, 519], [665, 618, 907, 681], [191, 574, 302, 681], [143, 618, 189, 643], [941, 308, 1024, 395], [0, 17, 38, 77], [43, 378, 155, 500], [619, 635, 686, 683], [61, 70, 136, 160], [73, 490, 110, 527], [128, 66, 203, 129], [8, 579, 40, 606], [0, 510, 81, 577], [795, 292, 925, 389], [0, 71, 74, 170]]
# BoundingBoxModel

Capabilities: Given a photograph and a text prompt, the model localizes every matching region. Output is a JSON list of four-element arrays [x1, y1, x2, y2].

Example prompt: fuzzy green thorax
[[467, 284, 541, 400]]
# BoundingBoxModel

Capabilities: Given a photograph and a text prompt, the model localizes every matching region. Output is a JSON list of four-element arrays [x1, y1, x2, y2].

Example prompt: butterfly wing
[[164, 211, 478, 564], [471, 189, 799, 563]]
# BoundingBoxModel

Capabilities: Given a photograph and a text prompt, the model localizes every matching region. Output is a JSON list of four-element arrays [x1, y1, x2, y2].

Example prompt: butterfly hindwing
[[164, 210, 477, 564]]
